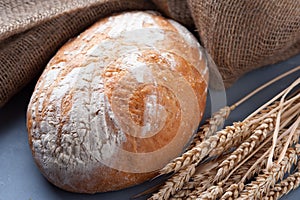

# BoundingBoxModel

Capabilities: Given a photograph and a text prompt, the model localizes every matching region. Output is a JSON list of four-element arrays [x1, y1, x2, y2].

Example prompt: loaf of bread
[[27, 11, 208, 193]]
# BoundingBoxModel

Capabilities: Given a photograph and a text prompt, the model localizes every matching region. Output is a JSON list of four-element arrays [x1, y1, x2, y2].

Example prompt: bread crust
[[27, 11, 208, 193]]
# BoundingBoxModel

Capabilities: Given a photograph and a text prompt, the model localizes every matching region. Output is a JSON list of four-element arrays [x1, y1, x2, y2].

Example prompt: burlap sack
[[0, 0, 154, 107], [1, 0, 300, 107], [151, 0, 194, 28], [152, 0, 300, 87]]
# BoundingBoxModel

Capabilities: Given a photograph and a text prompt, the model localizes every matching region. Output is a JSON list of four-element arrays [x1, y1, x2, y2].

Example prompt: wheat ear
[[189, 106, 231, 148], [172, 155, 230, 198], [196, 183, 224, 200], [160, 106, 231, 174], [238, 148, 298, 200], [262, 171, 300, 200], [185, 138, 270, 200], [158, 68, 300, 176], [149, 121, 249, 199], [220, 142, 271, 200], [263, 157, 300, 200], [148, 164, 197, 200], [196, 137, 274, 200], [151, 106, 290, 199], [144, 68, 300, 200], [220, 124, 299, 200], [214, 115, 276, 182]]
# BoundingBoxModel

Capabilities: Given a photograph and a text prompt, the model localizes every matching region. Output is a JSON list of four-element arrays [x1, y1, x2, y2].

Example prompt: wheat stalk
[[230, 66, 300, 112], [209, 100, 284, 158], [159, 70, 300, 176], [225, 139, 271, 185], [220, 136, 289, 200], [196, 139, 274, 200], [145, 68, 300, 200], [199, 109, 299, 200], [185, 141, 269, 199], [151, 106, 298, 199], [214, 94, 298, 158], [245, 77, 300, 121], [219, 124, 299, 200], [277, 115, 300, 164], [234, 104, 300, 185], [266, 80, 296, 171], [150, 123, 245, 199]]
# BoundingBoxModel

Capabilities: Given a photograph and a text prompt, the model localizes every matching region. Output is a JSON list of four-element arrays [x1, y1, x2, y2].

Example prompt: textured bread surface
[[27, 11, 208, 193]]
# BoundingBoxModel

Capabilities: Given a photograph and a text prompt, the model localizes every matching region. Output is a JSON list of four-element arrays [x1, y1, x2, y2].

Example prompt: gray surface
[[0, 53, 299, 200]]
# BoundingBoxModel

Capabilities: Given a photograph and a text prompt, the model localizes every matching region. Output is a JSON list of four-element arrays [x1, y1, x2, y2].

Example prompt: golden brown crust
[[27, 11, 208, 193]]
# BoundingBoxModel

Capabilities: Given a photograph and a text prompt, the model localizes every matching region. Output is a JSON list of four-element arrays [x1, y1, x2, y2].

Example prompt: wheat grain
[[183, 175, 215, 199], [172, 188, 193, 198], [220, 183, 242, 200], [186, 171, 215, 193], [196, 183, 224, 200]]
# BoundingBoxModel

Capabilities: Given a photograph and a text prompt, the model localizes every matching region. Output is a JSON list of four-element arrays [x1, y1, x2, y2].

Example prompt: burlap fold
[[0, 0, 154, 107], [151, 0, 194, 28], [154, 0, 300, 87]]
